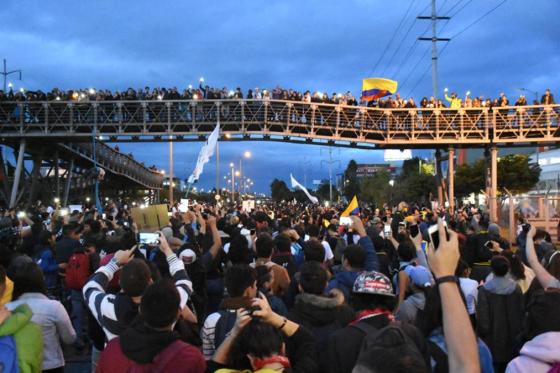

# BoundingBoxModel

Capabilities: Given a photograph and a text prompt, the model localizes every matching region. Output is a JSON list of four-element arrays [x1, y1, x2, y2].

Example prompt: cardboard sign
[[130, 204, 170, 231]]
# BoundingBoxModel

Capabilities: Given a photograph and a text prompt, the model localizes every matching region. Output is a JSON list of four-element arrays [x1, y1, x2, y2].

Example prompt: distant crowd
[[0, 81, 555, 110], [1, 198, 560, 372]]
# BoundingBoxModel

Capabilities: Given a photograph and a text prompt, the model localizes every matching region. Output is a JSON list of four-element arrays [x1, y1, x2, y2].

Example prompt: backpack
[[213, 310, 238, 350], [65, 252, 91, 290], [352, 323, 427, 372], [0, 335, 19, 373]]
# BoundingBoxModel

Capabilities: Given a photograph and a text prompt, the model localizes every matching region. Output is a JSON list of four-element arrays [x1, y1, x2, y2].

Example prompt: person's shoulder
[[203, 311, 222, 328], [171, 341, 206, 365]]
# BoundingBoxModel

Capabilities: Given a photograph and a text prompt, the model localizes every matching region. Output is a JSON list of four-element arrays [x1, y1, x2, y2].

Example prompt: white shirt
[[459, 277, 479, 315], [322, 240, 334, 261], [303, 236, 333, 262]]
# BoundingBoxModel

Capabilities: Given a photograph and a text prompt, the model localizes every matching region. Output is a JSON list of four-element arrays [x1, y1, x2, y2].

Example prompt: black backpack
[[352, 322, 429, 373], [213, 310, 237, 350]]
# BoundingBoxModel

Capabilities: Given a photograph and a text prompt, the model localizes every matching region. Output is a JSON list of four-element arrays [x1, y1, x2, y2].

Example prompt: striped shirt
[[83, 254, 193, 341]]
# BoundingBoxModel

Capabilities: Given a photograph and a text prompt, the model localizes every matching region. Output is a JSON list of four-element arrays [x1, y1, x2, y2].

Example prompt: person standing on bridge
[[444, 88, 462, 108]]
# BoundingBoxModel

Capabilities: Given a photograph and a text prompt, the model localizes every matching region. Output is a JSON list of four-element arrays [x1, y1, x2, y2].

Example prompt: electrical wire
[[368, 0, 416, 77], [450, 0, 508, 39]]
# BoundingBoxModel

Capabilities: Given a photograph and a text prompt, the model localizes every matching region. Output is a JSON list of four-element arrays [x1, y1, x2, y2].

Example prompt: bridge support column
[[63, 159, 74, 206], [490, 146, 498, 223], [26, 154, 43, 209], [448, 148, 455, 213], [9, 139, 26, 208], [435, 149, 444, 207]]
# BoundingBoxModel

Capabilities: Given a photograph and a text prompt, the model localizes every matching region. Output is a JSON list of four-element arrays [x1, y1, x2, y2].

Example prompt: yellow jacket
[[445, 93, 462, 108]]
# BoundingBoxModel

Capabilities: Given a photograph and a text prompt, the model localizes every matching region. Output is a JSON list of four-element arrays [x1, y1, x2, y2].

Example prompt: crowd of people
[[0, 81, 555, 110], [0, 197, 560, 372]]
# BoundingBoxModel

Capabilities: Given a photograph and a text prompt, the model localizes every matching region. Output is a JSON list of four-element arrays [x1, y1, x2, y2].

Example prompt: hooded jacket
[[326, 271, 360, 300], [97, 321, 205, 373], [506, 332, 560, 373], [0, 304, 43, 373], [288, 292, 354, 362]]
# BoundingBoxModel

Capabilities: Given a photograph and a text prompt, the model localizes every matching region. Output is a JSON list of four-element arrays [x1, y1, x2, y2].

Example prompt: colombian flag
[[361, 78, 398, 102], [341, 196, 359, 217]]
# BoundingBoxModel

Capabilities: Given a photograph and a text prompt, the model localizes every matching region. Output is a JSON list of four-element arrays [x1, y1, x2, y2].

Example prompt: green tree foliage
[[359, 171, 391, 206], [270, 178, 292, 202], [455, 160, 487, 198], [392, 172, 437, 204], [316, 182, 339, 201], [389, 157, 437, 204], [455, 154, 540, 197], [498, 154, 541, 194], [343, 160, 360, 200]]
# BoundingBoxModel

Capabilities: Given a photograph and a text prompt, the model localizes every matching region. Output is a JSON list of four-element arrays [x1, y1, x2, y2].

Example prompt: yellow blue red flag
[[361, 78, 398, 102], [341, 196, 359, 217]]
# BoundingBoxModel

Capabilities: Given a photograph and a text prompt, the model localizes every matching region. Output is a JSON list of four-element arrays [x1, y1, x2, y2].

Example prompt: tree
[[316, 182, 339, 201], [359, 171, 391, 207], [498, 154, 540, 194], [392, 172, 437, 204], [270, 179, 292, 202], [343, 160, 360, 200], [455, 154, 541, 197], [455, 160, 487, 199]]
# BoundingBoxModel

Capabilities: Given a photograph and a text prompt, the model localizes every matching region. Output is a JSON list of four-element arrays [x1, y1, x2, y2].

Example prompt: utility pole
[[321, 147, 340, 203], [169, 141, 174, 206], [418, 0, 450, 98], [1, 59, 22, 92]]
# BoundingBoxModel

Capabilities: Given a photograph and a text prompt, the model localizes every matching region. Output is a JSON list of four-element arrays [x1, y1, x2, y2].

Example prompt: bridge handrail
[[62, 141, 164, 188], [1, 99, 558, 111]]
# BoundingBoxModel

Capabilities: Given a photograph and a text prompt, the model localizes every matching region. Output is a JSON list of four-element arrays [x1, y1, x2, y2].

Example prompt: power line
[[450, 0, 508, 39], [442, 0, 463, 15], [380, 9, 422, 77], [448, 0, 474, 18], [368, 0, 416, 77], [405, 0, 507, 98], [399, 44, 431, 92], [406, 42, 450, 97], [392, 1, 432, 80]]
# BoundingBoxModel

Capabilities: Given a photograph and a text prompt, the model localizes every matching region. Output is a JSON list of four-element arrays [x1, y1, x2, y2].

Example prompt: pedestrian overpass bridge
[[1, 99, 558, 217], [0, 100, 558, 148]]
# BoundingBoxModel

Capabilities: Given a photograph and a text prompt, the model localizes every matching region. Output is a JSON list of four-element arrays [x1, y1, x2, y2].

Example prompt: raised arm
[[351, 216, 379, 271], [156, 233, 194, 310], [205, 216, 222, 259], [526, 225, 558, 289], [428, 219, 479, 373], [83, 248, 135, 327]]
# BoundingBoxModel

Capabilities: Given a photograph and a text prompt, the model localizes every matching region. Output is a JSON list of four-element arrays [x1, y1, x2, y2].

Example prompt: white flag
[[290, 174, 319, 204], [187, 123, 220, 184]]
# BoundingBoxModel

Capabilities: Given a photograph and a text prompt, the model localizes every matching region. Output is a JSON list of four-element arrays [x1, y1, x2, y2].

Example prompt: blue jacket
[[35, 248, 59, 289], [327, 271, 360, 299], [358, 235, 379, 272], [326, 236, 379, 299]]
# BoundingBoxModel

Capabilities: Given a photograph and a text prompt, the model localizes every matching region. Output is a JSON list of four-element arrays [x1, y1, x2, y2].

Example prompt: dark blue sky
[[1, 1, 558, 193]]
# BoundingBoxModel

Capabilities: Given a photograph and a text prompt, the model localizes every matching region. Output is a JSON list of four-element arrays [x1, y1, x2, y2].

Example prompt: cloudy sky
[[1, 0, 558, 193]]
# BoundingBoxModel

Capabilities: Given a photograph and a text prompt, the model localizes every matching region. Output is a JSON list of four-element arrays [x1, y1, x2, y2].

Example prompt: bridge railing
[[58, 140, 164, 189], [0, 100, 558, 145]]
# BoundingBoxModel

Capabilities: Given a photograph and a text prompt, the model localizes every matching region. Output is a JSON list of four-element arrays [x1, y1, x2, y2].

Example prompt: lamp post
[[238, 151, 251, 195], [230, 163, 235, 202], [2, 59, 22, 93], [518, 88, 539, 103]]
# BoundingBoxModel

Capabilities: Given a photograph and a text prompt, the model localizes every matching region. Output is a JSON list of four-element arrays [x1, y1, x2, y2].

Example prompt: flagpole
[[216, 141, 220, 194]]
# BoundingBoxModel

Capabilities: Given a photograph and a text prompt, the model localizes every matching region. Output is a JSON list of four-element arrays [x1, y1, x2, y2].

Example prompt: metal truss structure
[[0, 100, 558, 148]]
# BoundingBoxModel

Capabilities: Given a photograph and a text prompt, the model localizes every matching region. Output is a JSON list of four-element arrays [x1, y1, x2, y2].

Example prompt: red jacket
[[97, 337, 206, 373]]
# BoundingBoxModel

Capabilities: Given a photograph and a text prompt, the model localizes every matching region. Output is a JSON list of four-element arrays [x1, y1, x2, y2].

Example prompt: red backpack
[[65, 252, 90, 290]]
